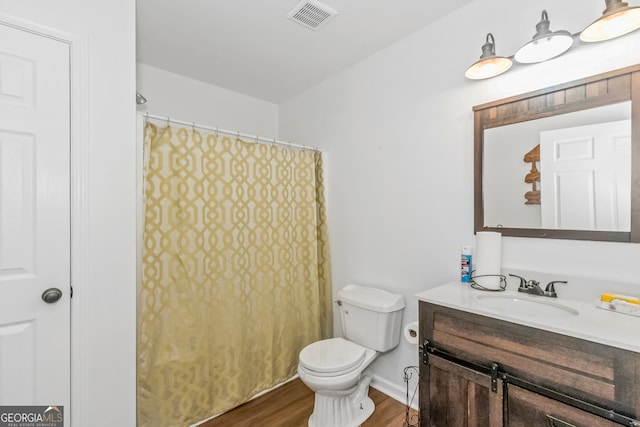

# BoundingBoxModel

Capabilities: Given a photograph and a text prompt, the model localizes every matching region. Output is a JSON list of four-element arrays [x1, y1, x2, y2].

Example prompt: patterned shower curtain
[[137, 122, 332, 427]]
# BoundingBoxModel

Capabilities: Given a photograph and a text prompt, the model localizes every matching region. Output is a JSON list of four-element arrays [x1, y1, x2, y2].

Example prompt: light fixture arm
[[534, 10, 552, 38], [480, 33, 497, 59], [602, 0, 630, 15]]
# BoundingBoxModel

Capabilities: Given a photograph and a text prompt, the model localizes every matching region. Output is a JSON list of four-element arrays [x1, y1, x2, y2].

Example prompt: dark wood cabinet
[[426, 354, 503, 427], [507, 385, 620, 427], [418, 301, 640, 426]]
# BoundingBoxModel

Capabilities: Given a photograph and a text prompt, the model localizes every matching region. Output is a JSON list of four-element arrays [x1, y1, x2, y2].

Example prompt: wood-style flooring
[[200, 378, 418, 427]]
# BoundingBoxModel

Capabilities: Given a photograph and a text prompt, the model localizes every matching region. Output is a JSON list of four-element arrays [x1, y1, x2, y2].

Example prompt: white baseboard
[[370, 373, 419, 410]]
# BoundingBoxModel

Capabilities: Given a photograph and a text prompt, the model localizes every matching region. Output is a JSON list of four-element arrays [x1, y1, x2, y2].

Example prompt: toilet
[[297, 284, 405, 427]]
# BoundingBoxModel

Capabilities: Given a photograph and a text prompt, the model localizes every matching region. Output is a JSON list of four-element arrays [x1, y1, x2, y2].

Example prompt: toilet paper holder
[[403, 321, 419, 345]]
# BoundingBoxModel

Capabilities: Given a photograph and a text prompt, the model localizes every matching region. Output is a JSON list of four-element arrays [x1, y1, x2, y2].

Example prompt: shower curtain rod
[[143, 113, 321, 153]]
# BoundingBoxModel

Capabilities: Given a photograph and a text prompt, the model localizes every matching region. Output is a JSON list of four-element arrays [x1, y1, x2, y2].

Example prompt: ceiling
[[136, 0, 474, 103]]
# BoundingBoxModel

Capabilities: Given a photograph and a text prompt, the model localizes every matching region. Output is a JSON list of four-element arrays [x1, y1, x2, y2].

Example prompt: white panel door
[[540, 120, 631, 231], [0, 22, 70, 416]]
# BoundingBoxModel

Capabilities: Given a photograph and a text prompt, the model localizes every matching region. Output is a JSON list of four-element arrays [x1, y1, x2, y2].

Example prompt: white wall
[[279, 0, 640, 399], [137, 63, 279, 137], [0, 1, 137, 426]]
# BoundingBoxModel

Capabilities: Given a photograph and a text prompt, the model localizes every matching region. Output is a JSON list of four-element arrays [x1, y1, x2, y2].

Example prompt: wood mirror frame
[[474, 64, 640, 242]]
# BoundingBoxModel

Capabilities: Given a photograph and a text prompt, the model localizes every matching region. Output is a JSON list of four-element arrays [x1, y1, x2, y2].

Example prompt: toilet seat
[[299, 338, 367, 377]]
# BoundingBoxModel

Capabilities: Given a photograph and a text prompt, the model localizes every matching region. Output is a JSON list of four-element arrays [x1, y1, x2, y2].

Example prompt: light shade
[[581, 0, 640, 42], [514, 10, 574, 64], [465, 33, 513, 80]]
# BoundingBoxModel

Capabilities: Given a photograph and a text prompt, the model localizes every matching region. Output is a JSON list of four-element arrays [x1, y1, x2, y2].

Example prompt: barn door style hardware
[[424, 342, 640, 426]]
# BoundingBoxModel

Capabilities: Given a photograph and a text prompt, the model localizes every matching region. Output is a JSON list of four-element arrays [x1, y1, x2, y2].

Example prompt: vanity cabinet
[[427, 354, 503, 426], [508, 385, 619, 427], [418, 301, 640, 426]]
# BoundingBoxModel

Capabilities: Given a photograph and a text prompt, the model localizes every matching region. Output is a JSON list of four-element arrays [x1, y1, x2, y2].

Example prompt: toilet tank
[[337, 284, 405, 352]]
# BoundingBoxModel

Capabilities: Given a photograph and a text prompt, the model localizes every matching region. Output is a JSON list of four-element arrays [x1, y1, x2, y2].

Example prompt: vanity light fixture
[[580, 0, 640, 42], [514, 10, 574, 64], [464, 33, 513, 80], [465, 2, 640, 80]]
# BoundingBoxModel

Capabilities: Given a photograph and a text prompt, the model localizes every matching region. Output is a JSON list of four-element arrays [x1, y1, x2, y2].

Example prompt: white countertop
[[416, 281, 640, 353]]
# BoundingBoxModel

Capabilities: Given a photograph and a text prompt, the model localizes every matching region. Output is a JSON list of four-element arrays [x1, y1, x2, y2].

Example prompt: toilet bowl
[[297, 284, 405, 427], [298, 338, 377, 427], [298, 337, 377, 391]]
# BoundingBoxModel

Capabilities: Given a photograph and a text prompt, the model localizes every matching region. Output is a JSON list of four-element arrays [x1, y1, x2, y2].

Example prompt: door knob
[[41, 287, 62, 303]]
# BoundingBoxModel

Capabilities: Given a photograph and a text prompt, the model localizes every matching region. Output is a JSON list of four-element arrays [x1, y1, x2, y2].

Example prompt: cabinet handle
[[546, 415, 576, 427]]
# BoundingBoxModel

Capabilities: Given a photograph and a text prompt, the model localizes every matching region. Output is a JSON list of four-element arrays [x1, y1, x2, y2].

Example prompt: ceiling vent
[[287, 0, 338, 31]]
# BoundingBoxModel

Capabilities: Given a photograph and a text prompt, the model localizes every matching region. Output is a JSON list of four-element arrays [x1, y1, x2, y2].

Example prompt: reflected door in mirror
[[540, 120, 631, 231]]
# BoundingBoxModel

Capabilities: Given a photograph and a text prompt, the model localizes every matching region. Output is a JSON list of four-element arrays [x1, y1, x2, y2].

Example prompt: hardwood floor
[[200, 378, 418, 427]]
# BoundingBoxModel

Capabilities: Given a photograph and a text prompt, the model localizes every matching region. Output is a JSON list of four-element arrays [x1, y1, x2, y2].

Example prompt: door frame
[[0, 13, 90, 427]]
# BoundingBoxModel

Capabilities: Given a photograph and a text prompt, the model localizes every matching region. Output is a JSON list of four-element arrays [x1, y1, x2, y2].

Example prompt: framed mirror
[[474, 64, 640, 242]]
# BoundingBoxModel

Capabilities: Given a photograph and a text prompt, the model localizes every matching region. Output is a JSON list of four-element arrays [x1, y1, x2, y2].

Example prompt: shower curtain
[[137, 122, 332, 427]]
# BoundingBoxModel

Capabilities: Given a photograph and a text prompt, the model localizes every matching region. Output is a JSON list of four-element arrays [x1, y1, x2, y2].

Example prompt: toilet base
[[307, 377, 375, 427], [309, 397, 374, 427]]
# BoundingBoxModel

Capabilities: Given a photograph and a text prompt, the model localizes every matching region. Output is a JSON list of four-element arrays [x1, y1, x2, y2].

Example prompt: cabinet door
[[423, 355, 503, 427], [507, 385, 620, 427]]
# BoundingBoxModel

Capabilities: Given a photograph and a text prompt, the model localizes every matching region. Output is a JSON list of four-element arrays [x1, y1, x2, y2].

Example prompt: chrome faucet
[[543, 281, 568, 298], [511, 274, 545, 296], [509, 274, 567, 298]]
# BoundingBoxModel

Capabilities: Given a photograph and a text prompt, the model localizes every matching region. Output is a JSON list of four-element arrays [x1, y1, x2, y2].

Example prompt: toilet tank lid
[[338, 284, 405, 313]]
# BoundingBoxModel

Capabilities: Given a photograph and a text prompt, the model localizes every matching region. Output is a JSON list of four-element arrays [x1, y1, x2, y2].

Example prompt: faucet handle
[[509, 274, 527, 289], [544, 280, 567, 297]]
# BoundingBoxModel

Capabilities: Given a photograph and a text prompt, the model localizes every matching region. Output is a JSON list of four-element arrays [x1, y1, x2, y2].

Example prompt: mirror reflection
[[483, 102, 631, 231]]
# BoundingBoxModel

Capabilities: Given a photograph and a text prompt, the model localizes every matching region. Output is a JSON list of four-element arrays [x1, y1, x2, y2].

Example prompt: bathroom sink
[[473, 294, 579, 318]]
